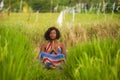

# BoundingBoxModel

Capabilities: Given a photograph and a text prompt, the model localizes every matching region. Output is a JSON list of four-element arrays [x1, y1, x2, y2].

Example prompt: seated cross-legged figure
[[38, 27, 66, 69]]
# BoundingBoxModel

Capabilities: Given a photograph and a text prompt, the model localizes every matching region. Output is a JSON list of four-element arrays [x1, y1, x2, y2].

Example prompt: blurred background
[[0, 0, 120, 80], [0, 0, 120, 13]]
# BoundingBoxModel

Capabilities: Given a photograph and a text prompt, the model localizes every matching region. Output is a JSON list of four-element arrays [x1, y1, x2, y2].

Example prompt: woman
[[39, 27, 66, 69]]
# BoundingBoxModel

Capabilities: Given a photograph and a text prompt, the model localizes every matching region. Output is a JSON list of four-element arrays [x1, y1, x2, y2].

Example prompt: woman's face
[[50, 30, 56, 40]]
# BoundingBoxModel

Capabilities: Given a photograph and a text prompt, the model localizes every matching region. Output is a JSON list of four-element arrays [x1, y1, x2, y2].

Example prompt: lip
[[50, 36, 55, 38]]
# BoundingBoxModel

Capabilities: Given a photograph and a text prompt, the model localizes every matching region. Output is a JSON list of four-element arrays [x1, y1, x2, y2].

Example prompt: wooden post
[[8, 0, 11, 16], [20, 0, 23, 12]]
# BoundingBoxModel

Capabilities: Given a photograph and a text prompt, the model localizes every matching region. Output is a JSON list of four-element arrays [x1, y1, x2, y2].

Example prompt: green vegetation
[[3, 0, 120, 12], [0, 25, 34, 80], [0, 13, 120, 80]]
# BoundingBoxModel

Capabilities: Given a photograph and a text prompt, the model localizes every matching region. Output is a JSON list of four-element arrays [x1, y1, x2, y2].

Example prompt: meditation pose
[[39, 27, 66, 69]]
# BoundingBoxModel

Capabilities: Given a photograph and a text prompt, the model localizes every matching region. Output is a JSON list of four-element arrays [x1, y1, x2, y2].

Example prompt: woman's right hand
[[51, 41, 59, 54]]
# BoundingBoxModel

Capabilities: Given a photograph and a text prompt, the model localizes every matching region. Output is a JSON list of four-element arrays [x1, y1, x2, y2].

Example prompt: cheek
[[50, 33, 56, 38], [54, 34, 56, 36], [51, 34, 56, 37], [49, 30, 57, 39]]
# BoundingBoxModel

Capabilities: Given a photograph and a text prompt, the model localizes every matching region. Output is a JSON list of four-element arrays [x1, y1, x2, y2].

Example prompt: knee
[[40, 52, 48, 59]]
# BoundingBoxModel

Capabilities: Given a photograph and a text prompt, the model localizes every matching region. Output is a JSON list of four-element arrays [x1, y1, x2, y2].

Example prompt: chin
[[50, 38, 56, 40]]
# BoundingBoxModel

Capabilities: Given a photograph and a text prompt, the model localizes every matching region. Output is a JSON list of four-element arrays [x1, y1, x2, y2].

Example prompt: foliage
[[0, 25, 120, 80], [0, 13, 120, 80], [2, 0, 120, 12]]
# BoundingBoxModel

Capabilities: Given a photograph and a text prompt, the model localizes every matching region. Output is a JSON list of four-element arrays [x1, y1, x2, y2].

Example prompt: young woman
[[38, 27, 66, 69]]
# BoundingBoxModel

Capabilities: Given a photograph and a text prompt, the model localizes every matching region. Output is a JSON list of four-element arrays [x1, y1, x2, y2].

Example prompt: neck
[[50, 39, 57, 42]]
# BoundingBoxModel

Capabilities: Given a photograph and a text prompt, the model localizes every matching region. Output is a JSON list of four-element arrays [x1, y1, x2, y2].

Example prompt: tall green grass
[[0, 13, 120, 47], [0, 25, 120, 80], [0, 25, 35, 80], [0, 13, 120, 80], [64, 38, 120, 80]]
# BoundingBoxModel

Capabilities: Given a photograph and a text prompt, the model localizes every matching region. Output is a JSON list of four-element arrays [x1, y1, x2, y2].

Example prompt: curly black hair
[[44, 27, 61, 40]]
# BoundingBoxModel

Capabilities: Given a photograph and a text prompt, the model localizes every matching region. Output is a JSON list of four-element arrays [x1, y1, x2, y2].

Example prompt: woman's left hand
[[51, 41, 55, 50], [51, 41, 58, 54]]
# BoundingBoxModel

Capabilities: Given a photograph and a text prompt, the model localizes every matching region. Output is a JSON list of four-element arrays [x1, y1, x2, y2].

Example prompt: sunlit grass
[[0, 13, 120, 80]]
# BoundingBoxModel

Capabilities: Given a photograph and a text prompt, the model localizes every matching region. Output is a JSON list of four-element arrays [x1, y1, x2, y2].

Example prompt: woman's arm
[[61, 43, 66, 55], [40, 42, 46, 53], [38, 42, 46, 59]]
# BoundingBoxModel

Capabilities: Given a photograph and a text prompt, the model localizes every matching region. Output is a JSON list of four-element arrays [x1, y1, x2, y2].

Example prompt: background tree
[[2, 0, 119, 13]]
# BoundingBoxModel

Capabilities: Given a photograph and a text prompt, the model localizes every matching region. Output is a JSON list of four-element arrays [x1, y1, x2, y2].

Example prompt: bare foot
[[49, 65, 56, 69]]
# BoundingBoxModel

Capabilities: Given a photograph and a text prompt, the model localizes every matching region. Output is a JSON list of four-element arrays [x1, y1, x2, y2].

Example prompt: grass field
[[0, 13, 120, 80]]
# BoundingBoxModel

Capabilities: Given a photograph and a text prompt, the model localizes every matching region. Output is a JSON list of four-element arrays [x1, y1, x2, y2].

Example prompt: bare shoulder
[[41, 41, 48, 47], [40, 41, 48, 53], [58, 42, 65, 47]]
